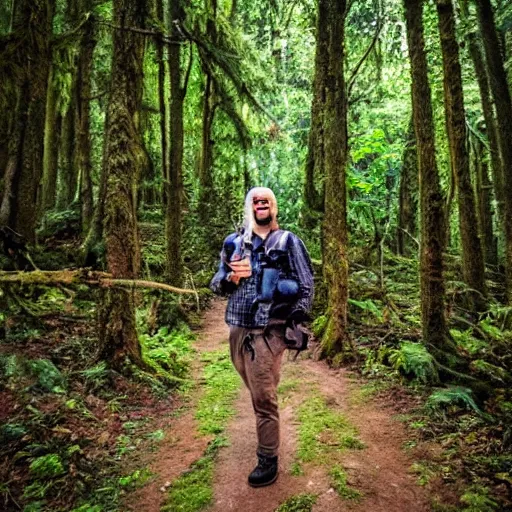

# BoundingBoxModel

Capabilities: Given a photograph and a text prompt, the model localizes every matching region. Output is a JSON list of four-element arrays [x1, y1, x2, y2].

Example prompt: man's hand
[[228, 257, 252, 285]]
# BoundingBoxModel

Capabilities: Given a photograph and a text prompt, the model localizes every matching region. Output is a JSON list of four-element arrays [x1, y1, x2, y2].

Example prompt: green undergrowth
[[161, 436, 229, 512], [162, 348, 241, 511], [139, 323, 196, 389], [341, 258, 512, 510], [329, 464, 363, 501], [0, 284, 202, 512], [274, 493, 318, 512], [296, 394, 365, 466], [195, 348, 241, 435]]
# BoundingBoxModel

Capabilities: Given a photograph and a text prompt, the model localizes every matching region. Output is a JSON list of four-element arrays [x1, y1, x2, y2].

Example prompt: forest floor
[[126, 299, 440, 512]]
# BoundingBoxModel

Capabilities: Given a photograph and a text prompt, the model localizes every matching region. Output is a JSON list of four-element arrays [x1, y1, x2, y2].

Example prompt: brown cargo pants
[[228, 324, 287, 457]]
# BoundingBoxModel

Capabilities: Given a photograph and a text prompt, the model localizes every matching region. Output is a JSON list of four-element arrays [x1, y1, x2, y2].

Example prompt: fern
[[26, 359, 66, 394], [470, 360, 510, 384], [460, 485, 499, 512], [388, 342, 439, 384], [426, 387, 482, 416], [311, 314, 328, 338], [348, 298, 383, 321]]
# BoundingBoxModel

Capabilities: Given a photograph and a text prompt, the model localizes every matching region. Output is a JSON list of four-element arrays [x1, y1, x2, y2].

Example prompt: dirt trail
[[131, 300, 431, 512], [128, 300, 229, 512]]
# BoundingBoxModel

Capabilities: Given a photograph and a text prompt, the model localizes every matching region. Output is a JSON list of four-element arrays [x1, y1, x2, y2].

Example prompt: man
[[210, 187, 314, 487]]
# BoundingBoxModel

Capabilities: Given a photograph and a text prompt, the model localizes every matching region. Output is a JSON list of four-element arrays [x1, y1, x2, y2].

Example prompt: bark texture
[[404, 0, 448, 351], [75, 9, 95, 235], [304, 0, 328, 213], [471, 136, 497, 266], [98, 0, 147, 368], [436, 0, 486, 311], [1, 0, 54, 242], [476, 0, 512, 302], [41, 62, 60, 213], [320, 0, 353, 358], [465, 26, 504, 236], [165, 0, 189, 285], [397, 118, 418, 257], [57, 105, 77, 209]]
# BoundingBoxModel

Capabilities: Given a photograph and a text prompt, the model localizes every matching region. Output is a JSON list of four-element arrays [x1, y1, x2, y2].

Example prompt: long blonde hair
[[242, 187, 279, 244]]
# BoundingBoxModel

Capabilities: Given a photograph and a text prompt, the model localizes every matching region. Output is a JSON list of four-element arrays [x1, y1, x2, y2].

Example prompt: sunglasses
[[253, 198, 270, 206]]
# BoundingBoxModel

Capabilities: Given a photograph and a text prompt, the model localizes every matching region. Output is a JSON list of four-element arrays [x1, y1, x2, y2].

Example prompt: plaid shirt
[[210, 229, 314, 328]]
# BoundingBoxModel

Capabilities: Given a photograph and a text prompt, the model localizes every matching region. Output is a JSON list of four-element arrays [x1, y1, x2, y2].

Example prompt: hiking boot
[[248, 453, 278, 487]]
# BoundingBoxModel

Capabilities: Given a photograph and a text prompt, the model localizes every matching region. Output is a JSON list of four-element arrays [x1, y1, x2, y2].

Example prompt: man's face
[[252, 196, 272, 226]]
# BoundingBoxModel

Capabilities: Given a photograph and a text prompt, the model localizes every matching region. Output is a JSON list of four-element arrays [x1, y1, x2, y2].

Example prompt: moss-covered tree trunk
[[41, 61, 60, 214], [404, 0, 449, 352], [98, 0, 147, 369], [471, 136, 497, 266], [75, 9, 95, 235], [320, 0, 353, 359], [506, 31, 512, 93], [465, 25, 505, 239], [57, 104, 77, 209], [7, 0, 54, 242], [165, 0, 188, 285], [304, 0, 328, 214], [475, 0, 512, 303], [436, 0, 486, 312], [397, 118, 418, 257], [156, 0, 167, 208]]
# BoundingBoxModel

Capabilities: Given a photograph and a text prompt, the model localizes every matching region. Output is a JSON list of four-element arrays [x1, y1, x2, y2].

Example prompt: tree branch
[[347, 21, 383, 98], [180, 41, 194, 101]]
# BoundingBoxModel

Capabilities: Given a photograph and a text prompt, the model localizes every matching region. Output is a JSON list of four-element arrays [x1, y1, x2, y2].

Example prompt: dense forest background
[[1, 0, 512, 510]]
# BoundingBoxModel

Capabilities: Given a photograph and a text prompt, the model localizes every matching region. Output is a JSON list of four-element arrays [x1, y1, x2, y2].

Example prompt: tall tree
[[98, 0, 148, 368], [57, 102, 77, 209], [436, 0, 486, 311], [397, 118, 419, 257], [165, 0, 191, 285], [41, 58, 60, 214], [304, 0, 328, 214], [463, 10, 505, 241], [319, 0, 353, 358], [475, 0, 512, 303], [404, 0, 449, 353], [0, 0, 54, 242], [156, 0, 168, 206], [471, 134, 497, 266], [197, 0, 218, 230], [74, 5, 96, 235]]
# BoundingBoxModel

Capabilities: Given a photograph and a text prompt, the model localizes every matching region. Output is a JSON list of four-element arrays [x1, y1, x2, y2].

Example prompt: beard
[[254, 211, 272, 226]]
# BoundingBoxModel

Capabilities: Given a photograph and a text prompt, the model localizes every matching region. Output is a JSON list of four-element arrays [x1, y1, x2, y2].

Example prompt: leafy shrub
[[450, 329, 487, 356], [79, 361, 110, 392], [26, 359, 66, 394], [0, 356, 66, 393], [38, 209, 79, 239], [0, 354, 19, 382], [29, 454, 65, 478], [140, 324, 195, 381], [0, 423, 28, 443], [470, 360, 510, 385], [460, 485, 499, 512], [348, 298, 383, 322], [311, 314, 328, 339], [426, 387, 482, 417], [388, 342, 439, 384]]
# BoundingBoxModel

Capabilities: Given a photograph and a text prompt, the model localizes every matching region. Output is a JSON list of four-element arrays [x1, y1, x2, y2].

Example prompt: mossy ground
[[161, 348, 241, 512]]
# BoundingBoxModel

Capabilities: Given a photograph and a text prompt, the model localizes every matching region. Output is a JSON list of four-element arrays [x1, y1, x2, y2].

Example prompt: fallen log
[[0, 269, 199, 297]]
